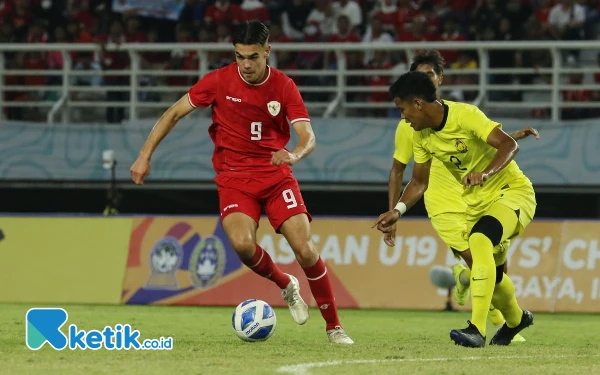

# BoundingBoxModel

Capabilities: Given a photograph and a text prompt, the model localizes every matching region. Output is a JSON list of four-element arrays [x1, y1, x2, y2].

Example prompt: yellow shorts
[[430, 213, 469, 253], [466, 180, 536, 265], [432, 213, 512, 262], [466, 181, 536, 238]]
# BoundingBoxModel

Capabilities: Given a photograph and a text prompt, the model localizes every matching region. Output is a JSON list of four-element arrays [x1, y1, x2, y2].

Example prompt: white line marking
[[277, 354, 598, 375]]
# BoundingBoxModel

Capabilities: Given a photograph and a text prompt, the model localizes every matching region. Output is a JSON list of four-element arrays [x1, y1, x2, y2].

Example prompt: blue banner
[[112, 0, 186, 21], [0, 118, 598, 185]]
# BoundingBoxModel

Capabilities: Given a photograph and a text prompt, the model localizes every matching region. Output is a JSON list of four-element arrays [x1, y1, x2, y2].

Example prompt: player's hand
[[463, 172, 488, 188], [372, 210, 400, 233], [511, 127, 540, 141], [130, 156, 151, 184], [271, 149, 299, 166], [383, 223, 397, 247]]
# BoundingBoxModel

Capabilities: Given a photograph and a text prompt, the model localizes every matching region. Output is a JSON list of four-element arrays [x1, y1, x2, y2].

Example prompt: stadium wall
[[1, 119, 599, 185], [1, 215, 599, 313]]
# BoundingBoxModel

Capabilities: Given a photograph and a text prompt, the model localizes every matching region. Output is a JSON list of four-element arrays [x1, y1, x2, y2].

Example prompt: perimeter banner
[[0, 217, 132, 304], [121, 216, 600, 313]]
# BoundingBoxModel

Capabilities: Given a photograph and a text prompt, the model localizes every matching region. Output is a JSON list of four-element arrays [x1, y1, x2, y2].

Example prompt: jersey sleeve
[[459, 104, 502, 143], [283, 79, 310, 124], [187, 70, 218, 108], [412, 130, 432, 164], [393, 121, 413, 164]]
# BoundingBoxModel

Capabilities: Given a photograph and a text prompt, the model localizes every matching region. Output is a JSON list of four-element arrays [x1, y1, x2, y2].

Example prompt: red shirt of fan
[[187, 63, 310, 176]]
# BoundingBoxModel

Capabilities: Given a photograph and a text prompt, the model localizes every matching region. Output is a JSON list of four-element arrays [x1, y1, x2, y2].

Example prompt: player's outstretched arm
[[463, 127, 519, 188], [130, 94, 195, 184], [271, 121, 316, 166], [373, 159, 431, 235], [388, 159, 407, 211]]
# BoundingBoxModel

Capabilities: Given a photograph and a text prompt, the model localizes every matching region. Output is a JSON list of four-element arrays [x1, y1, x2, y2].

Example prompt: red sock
[[303, 257, 341, 331], [243, 245, 290, 289]]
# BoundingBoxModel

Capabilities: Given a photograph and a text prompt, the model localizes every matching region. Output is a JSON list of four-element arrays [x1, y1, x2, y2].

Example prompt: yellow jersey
[[394, 118, 466, 218], [412, 101, 531, 212]]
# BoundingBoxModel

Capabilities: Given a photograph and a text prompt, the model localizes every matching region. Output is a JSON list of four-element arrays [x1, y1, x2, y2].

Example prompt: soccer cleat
[[490, 310, 534, 346], [450, 321, 486, 348], [451, 263, 470, 306], [326, 326, 354, 344], [281, 274, 309, 325], [493, 325, 527, 342]]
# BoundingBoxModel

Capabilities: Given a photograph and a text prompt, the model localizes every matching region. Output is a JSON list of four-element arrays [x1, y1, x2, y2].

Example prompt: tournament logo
[[189, 236, 226, 289], [267, 101, 281, 116], [145, 236, 183, 290], [455, 139, 468, 153]]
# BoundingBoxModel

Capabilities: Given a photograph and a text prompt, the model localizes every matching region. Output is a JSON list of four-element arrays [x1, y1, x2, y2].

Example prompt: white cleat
[[281, 274, 309, 325], [327, 326, 354, 344]]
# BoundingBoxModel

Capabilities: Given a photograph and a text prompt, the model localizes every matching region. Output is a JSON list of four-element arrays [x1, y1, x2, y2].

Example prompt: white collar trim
[[238, 66, 271, 86]]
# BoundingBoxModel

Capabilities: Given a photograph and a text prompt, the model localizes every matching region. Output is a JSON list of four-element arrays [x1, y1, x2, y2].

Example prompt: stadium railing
[[1, 41, 599, 124]]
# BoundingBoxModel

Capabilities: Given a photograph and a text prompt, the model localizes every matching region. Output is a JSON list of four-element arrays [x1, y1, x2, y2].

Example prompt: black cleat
[[450, 321, 486, 348], [490, 309, 534, 346]]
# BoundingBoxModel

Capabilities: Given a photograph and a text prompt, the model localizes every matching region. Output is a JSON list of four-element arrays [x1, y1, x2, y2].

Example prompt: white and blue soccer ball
[[232, 299, 277, 342]]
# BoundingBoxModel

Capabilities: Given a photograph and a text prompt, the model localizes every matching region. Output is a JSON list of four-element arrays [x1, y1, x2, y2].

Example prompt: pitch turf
[[4, 303, 599, 375]]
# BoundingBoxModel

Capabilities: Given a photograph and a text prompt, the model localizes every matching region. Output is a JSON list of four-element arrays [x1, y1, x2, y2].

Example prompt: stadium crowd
[[1, 0, 600, 122]]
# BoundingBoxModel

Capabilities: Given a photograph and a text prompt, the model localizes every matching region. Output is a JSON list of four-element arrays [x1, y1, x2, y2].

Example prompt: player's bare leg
[[279, 213, 354, 344], [221, 212, 295, 302]]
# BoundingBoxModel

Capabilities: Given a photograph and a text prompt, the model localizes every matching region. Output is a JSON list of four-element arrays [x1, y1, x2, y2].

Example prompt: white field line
[[277, 354, 598, 375]]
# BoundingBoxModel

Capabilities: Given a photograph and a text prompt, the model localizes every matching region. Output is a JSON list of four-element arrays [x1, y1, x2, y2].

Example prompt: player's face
[[416, 64, 443, 89], [235, 43, 271, 84], [395, 97, 427, 130]]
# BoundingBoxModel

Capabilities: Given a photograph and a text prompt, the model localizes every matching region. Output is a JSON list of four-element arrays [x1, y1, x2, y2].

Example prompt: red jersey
[[187, 63, 310, 176]]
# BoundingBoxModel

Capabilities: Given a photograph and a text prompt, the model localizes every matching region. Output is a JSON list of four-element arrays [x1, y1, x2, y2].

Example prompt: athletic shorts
[[466, 181, 537, 241], [431, 212, 511, 262], [466, 181, 536, 266], [215, 171, 312, 233]]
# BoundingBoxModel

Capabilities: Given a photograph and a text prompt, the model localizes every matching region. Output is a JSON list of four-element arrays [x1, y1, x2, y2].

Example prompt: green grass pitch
[[4, 303, 599, 375]]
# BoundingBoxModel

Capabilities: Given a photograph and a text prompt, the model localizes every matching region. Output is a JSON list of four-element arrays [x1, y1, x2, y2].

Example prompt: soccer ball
[[232, 299, 277, 342]]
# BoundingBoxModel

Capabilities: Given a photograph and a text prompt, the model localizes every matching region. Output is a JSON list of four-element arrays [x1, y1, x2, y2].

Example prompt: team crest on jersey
[[455, 139, 468, 153], [267, 101, 281, 116]]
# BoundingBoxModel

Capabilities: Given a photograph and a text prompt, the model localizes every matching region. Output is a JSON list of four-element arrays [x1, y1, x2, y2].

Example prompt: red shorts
[[215, 171, 312, 232]]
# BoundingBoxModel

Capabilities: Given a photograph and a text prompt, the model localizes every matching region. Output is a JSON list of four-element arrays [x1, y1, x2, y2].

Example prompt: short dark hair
[[232, 21, 269, 46], [409, 50, 445, 75], [389, 71, 438, 102]]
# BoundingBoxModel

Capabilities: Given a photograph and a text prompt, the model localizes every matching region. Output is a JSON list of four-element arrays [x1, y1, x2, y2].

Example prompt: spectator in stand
[[369, 0, 400, 33], [9, 0, 34, 41], [437, 18, 466, 66], [204, 0, 241, 28], [561, 65, 593, 120], [534, 0, 555, 34], [281, 0, 312, 41], [448, 51, 478, 102], [71, 0, 98, 34], [487, 17, 520, 101], [124, 16, 146, 42], [270, 23, 300, 83], [366, 50, 393, 117], [469, 0, 506, 40], [324, 14, 361, 68], [548, 0, 586, 60], [98, 18, 129, 123], [332, 0, 363, 33], [399, 15, 438, 43], [240, 0, 271, 24], [306, 0, 337, 37], [362, 14, 394, 64]]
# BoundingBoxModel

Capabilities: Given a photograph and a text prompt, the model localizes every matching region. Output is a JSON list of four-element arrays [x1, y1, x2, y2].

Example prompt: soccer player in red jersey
[[130, 21, 353, 344]]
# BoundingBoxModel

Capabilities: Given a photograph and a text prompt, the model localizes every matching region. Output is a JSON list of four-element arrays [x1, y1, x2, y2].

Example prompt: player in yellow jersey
[[375, 70, 537, 348], [387, 51, 538, 342]]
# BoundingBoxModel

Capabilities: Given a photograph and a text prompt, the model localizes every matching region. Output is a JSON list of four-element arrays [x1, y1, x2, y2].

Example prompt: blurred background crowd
[[2, 0, 600, 122]]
